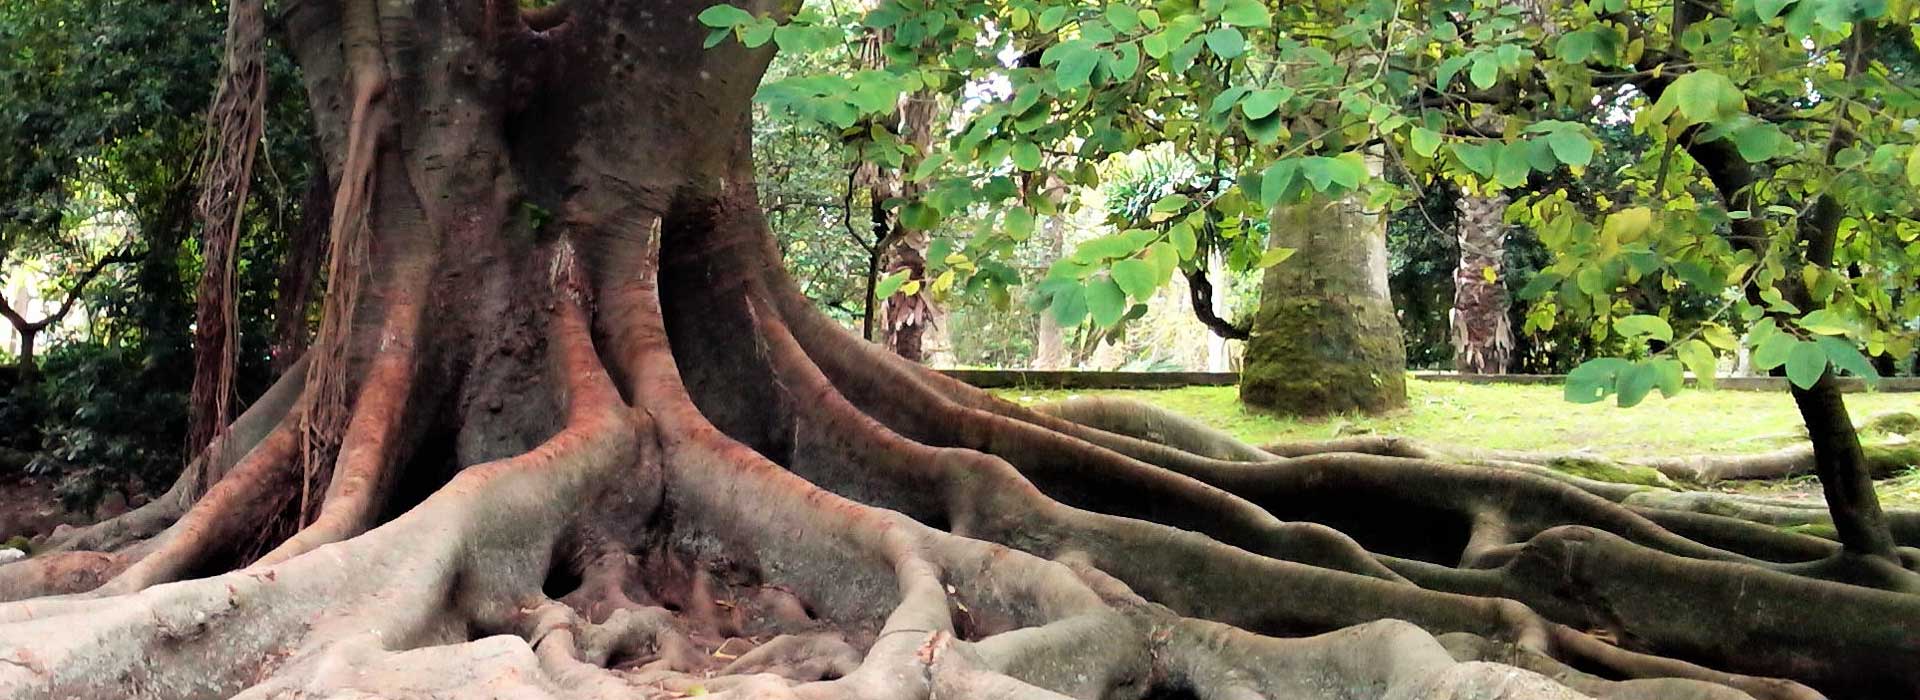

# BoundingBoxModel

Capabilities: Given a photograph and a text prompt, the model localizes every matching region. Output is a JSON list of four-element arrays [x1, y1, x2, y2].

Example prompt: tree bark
[[1451, 192, 1512, 374], [0, 4, 1916, 700], [271, 159, 332, 375], [1242, 187, 1409, 415]]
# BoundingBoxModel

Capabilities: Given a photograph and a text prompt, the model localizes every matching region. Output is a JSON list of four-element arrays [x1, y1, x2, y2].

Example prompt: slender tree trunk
[[1242, 185, 1408, 415], [3, 5, 1920, 700], [877, 93, 938, 362], [1451, 192, 1512, 374], [1032, 216, 1066, 369]]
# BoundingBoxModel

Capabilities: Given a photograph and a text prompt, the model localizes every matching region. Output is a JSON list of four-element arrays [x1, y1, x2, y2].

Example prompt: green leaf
[[1146, 241, 1179, 282], [1613, 314, 1673, 342], [1004, 207, 1035, 241], [1220, 0, 1271, 27], [1087, 278, 1128, 326], [1908, 145, 1920, 187], [1650, 359, 1686, 398], [1203, 27, 1246, 58], [1469, 54, 1500, 90], [1437, 56, 1470, 92], [1106, 4, 1141, 32], [1255, 247, 1295, 269], [1170, 223, 1198, 259], [874, 269, 912, 299], [697, 4, 754, 28], [1152, 194, 1192, 213], [1544, 129, 1593, 167], [1111, 259, 1159, 298], [1815, 336, 1879, 386], [1556, 30, 1596, 63], [1013, 142, 1042, 171], [1050, 283, 1088, 326], [1615, 361, 1659, 407], [1755, 0, 1795, 21], [1045, 42, 1101, 90], [1677, 339, 1718, 390], [1451, 142, 1497, 179], [1565, 358, 1630, 404], [1652, 70, 1746, 126], [1785, 341, 1828, 389], [1796, 308, 1854, 336], [1752, 329, 1798, 370], [1240, 89, 1288, 120], [1493, 142, 1531, 188], [1409, 127, 1443, 158]]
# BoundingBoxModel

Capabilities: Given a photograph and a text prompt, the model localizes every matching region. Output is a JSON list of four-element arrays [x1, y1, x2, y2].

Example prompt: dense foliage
[[0, 0, 314, 508], [709, 0, 1919, 401]]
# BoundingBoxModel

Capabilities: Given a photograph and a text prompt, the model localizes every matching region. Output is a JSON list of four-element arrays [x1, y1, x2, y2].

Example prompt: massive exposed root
[[1, 1, 1915, 698]]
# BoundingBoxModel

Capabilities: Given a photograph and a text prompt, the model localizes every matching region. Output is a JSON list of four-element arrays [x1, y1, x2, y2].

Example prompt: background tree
[[1, 2, 1918, 700]]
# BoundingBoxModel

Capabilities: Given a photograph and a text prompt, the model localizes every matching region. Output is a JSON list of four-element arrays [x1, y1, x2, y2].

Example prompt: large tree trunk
[[1451, 192, 1512, 374], [1241, 189, 1409, 415], [270, 158, 333, 374], [2, 3, 1918, 700]]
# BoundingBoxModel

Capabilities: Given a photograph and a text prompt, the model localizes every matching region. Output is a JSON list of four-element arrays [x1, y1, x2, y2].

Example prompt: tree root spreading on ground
[[1, 2, 1916, 699]]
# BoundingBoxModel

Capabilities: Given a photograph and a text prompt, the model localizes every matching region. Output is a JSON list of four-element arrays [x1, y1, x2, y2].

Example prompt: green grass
[[995, 377, 1918, 458]]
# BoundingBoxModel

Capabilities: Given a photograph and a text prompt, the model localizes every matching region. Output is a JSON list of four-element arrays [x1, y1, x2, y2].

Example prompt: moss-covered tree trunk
[[1241, 190, 1408, 415]]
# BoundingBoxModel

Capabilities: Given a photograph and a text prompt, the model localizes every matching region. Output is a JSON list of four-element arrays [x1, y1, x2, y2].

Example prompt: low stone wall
[[937, 368, 1920, 393]]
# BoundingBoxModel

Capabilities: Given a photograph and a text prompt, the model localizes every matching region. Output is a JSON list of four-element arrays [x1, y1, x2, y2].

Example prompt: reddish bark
[[0, 3, 1912, 699]]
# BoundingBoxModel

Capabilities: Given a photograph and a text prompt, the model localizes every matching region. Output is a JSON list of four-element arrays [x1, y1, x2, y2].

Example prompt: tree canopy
[[709, 0, 1919, 397]]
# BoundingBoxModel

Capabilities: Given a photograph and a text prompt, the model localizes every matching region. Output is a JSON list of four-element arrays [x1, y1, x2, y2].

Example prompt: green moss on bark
[[1542, 456, 1674, 488], [1241, 192, 1408, 416]]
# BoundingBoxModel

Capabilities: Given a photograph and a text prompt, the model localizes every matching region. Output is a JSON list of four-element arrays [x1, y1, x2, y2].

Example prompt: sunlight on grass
[[996, 377, 1918, 457]]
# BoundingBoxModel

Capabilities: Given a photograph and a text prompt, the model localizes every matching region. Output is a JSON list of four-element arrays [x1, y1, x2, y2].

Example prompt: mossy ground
[[997, 377, 1920, 505]]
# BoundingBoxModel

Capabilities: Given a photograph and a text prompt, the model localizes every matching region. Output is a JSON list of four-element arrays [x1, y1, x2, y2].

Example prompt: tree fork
[[0, 1, 1913, 699]]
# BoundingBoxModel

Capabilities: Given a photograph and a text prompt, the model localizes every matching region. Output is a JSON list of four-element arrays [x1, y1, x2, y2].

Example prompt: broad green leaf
[[1152, 194, 1191, 212], [1651, 70, 1746, 126], [1106, 4, 1141, 32], [1240, 89, 1289, 119], [1785, 341, 1828, 389], [1469, 54, 1500, 90], [1451, 143, 1498, 178], [1815, 336, 1879, 386], [1601, 207, 1653, 244], [1255, 247, 1296, 269], [1752, 329, 1798, 370], [1650, 358, 1686, 398], [1437, 56, 1471, 91], [1013, 142, 1042, 171], [1410, 127, 1443, 158], [1004, 207, 1035, 241], [697, 4, 753, 28], [1204, 27, 1246, 58], [1087, 278, 1128, 326], [1677, 339, 1718, 390], [1796, 308, 1854, 336], [874, 269, 912, 299], [1169, 222, 1198, 259], [1565, 357, 1630, 403], [1755, 0, 1795, 20], [1146, 241, 1179, 282], [1702, 324, 1738, 351], [1220, 0, 1271, 27], [1908, 145, 1920, 187], [1050, 283, 1088, 325], [1493, 142, 1531, 187], [1615, 361, 1659, 407], [1544, 129, 1593, 167], [1613, 314, 1673, 342], [1111, 259, 1159, 298]]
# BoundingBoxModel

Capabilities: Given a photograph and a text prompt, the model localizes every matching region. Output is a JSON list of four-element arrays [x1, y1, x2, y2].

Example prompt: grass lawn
[[993, 377, 1918, 457], [997, 378, 1920, 506]]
